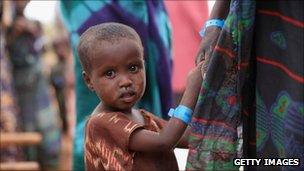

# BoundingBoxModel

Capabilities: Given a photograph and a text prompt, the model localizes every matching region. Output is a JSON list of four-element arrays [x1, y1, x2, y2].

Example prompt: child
[[78, 22, 203, 171]]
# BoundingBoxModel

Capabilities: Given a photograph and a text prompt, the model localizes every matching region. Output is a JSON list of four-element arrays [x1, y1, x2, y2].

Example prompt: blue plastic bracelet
[[168, 105, 193, 124], [199, 19, 225, 37], [168, 108, 175, 117]]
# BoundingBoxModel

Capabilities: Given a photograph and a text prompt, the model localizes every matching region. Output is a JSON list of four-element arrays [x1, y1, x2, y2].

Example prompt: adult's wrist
[[205, 25, 222, 33], [200, 19, 225, 37]]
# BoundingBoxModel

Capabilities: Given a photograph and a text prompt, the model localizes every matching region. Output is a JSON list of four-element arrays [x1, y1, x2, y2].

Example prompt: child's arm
[[175, 126, 191, 148], [144, 116, 191, 149], [129, 62, 203, 152], [176, 1, 231, 149]]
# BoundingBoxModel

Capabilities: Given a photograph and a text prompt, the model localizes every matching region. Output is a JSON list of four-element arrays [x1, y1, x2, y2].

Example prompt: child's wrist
[[168, 105, 193, 124]]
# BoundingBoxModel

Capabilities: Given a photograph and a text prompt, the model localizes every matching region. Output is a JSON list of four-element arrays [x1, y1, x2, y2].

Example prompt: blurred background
[[0, 1, 214, 170]]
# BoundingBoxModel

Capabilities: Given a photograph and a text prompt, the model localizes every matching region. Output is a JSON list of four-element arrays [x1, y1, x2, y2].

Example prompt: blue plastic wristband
[[168, 108, 175, 117], [168, 105, 193, 124], [199, 19, 225, 37]]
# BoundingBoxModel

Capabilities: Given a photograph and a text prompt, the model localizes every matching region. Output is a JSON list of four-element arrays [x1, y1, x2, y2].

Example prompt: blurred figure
[[60, 1, 173, 170], [50, 37, 70, 134], [6, 1, 61, 169], [0, 0, 23, 162]]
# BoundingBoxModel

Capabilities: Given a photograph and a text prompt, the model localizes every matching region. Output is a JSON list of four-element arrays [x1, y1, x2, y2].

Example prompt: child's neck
[[95, 103, 144, 125], [99, 103, 133, 115]]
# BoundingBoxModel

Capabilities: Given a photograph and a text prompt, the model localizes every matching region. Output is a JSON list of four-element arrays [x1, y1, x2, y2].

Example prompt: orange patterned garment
[[84, 110, 178, 171]]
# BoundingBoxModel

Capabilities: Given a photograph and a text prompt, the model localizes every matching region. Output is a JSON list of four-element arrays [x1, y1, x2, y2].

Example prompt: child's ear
[[82, 71, 94, 91]]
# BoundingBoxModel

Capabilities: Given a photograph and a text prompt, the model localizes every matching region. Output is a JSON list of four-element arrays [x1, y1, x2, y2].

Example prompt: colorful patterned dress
[[187, 0, 303, 170]]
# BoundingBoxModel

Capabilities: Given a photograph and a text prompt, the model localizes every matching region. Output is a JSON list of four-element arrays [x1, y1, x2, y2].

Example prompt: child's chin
[[117, 103, 136, 110]]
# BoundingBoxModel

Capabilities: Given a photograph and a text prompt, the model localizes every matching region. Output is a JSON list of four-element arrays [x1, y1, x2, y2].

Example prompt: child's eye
[[129, 65, 138, 73], [104, 70, 115, 78]]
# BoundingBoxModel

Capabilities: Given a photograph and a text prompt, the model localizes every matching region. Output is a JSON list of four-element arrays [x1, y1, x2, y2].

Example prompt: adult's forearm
[[209, 0, 231, 20], [195, 1, 231, 65]]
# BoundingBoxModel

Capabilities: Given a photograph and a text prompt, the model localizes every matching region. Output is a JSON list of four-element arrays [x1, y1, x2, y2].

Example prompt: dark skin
[[7, 17, 40, 47], [83, 38, 203, 152], [196, 0, 231, 73], [7, 1, 37, 44]]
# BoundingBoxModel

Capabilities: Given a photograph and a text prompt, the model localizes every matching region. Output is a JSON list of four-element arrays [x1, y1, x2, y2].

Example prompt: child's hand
[[180, 61, 204, 109]]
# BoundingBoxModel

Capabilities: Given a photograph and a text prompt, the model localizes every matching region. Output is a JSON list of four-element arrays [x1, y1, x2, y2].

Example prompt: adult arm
[[196, 0, 231, 70], [176, 1, 232, 148]]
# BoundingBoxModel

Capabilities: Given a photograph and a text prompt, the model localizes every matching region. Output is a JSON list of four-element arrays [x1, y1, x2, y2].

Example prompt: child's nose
[[119, 75, 132, 88]]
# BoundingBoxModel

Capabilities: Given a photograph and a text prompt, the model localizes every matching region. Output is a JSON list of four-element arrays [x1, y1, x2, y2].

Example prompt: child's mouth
[[120, 91, 136, 103]]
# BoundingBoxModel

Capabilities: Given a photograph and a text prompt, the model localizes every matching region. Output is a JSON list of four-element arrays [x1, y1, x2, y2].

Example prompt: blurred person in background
[[59, 1, 173, 170], [0, 0, 23, 162], [50, 37, 70, 134], [6, 1, 61, 170]]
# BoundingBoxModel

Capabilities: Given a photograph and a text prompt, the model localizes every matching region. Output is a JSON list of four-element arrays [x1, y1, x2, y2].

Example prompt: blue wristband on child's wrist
[[168, 108, 175, 117], [199, 19, 225, 37], [168, 105, 193, 124]]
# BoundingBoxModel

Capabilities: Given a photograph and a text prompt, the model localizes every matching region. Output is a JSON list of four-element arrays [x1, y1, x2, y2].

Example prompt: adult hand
[[195, 26, 222, 76], [196, 0, 230, 68]]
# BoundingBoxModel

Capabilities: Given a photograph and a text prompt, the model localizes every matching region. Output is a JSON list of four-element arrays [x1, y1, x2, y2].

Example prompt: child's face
[[83, 39, 146, 112]]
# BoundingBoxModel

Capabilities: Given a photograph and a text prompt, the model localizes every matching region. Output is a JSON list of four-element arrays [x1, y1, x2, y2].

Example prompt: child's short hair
[[77, 22, 142, 73]]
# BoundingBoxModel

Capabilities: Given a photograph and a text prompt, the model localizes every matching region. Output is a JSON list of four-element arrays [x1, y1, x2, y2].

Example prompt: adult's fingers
[[195, 50, 206, 66]]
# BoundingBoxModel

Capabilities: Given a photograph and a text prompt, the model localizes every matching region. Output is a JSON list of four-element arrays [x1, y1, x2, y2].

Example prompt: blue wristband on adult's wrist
[[168, 105, 193, 124], [199, 19, 225, 37]]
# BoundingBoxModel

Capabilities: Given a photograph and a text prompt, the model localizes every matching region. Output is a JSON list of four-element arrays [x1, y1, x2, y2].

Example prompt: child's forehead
[[91, 38, 143, 54], [88, 38, 144, 62], [95, 37, 141, 46]]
